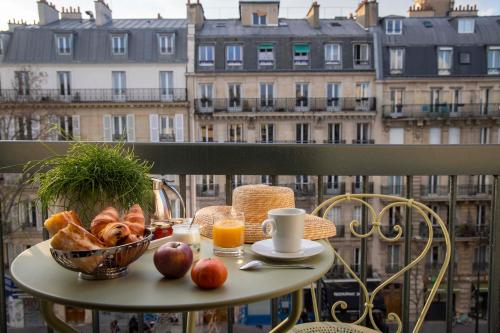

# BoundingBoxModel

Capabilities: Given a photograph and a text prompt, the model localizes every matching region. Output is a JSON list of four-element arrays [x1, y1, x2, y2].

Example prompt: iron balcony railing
[[352, 139, 375, 144], [324, 182, 346, 195], [458, 184, 493, 196], [0, 88, 188, 103], [420, 185, 450, 197], [382, 104, 500, 119], [194, 97, 376, 114], [421, 184, 492, 199], [351, 182, 374, 193], [284, 183, 316, 197], [323, 139, 346, 144], [473, 262, 490, 272], [386, 263, 403, 273], [1, 143, 500, 333]]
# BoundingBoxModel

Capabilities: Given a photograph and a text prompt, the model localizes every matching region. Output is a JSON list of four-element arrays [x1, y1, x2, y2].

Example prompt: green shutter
[[260, 43, 274, 50], [294, 44, 310, 53]]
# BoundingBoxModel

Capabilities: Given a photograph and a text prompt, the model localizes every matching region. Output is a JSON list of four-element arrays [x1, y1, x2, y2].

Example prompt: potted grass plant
[[28, 142, 153, 227]]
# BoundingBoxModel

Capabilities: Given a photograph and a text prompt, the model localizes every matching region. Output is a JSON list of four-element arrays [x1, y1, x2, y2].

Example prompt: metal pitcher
[[151, 178, 186, 221]]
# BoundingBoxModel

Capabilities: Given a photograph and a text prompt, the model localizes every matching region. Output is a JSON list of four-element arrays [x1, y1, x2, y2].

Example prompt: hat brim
[[194, 206, 336, 244]]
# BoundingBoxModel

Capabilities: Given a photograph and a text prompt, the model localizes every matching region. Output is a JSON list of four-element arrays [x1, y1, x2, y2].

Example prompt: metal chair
[[291, 194, 451, 333]]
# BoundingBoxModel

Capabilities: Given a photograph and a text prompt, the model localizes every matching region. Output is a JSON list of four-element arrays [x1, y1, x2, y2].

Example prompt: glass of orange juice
[[213, 211, 245, 256]]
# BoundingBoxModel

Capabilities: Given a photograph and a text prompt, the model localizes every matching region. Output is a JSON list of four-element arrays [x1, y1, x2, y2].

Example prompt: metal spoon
[[239, 260, 314, 271]]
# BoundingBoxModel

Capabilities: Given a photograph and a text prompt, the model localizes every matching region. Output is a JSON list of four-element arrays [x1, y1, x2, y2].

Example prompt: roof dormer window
[[56, 34, 72, 55], [386, 19, 402, 35], [458, 18, 475, 34], [253, 12, 267, 26], [158, 34, 175, 55], [112, 34, 127, 55]]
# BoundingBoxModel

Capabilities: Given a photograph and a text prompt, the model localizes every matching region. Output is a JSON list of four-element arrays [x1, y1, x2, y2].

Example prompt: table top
[[11, 238, 334, 313]]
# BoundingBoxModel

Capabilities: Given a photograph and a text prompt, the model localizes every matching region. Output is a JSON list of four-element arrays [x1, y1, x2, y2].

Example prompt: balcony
[[473, 262, 489, 272], [458, 184, 493, 197], [195, 184, 220, 197], [323, 139, 346, 144], [352, 139, 375, 144], [382, 103, 500, 120], [420, 185, 449, 199], [0, 88, 187, 103], [284, 183, 316, 197], [324, 182, 346, 195], [1, 143, 500, 333], [381, 185, 406, 195], [194, 97, 377, 114], [456, 224, 490, 238], [385, 263, 402, 273]]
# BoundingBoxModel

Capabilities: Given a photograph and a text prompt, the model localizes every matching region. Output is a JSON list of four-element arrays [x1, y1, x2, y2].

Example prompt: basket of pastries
[[44, 204, 152, 280]]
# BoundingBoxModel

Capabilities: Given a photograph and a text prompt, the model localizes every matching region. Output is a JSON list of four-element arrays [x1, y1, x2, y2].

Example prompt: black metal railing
[[351, 182, 374, 193], [456, 224, 490, 238], [324, 182, 346, 195], [382, 104, 500, 119], [386, 263, 402, 273], [420, 185, 449, 197], [284, 183, 316, 197], [352, 139, 375, 144], [473, 262, 490, 272], [0, 88, 188, 103], [323, 139, 346, 144], [194, 97, 376, 114], [195, 184, 220, 197], [1, 143, 500, 333], [458, 184, 493, 196]]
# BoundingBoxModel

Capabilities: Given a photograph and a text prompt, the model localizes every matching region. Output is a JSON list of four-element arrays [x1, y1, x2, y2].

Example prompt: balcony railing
[[352, 139, 375, 144], [420, 185, 449, 197], [0, 88, 188, 103], [284, 183, 316, 197], [473, 262, 490, 272], [383, 104, 500, 119], [195, 184, 220, 197], [458, 184, 493, 196], [323, 139, 346, 144], [1, 143, 500, 333], [194, 97, 376, 114], [324, 182, 346, 195], [386, 263, 402, 273], [351, 182, 374, 193]]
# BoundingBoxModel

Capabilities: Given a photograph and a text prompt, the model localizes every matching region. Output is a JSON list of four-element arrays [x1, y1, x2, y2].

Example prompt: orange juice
[[213, 219, 245, 248]]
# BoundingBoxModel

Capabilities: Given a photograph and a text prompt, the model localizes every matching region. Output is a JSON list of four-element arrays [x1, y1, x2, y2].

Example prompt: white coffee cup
[[261, 208, 305, 253]]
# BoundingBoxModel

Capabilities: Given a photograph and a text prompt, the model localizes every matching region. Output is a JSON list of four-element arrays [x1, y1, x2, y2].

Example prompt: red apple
[[154, 242, 193, 279], [191, 258, 228, 289]]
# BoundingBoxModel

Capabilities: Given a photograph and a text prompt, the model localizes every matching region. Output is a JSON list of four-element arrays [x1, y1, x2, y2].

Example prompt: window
[[261, 175, 271, 185], [327, 83, 341, 110], [328, 123, 342, 144], [477, 205, 486, 231], [228, 83, 241, 110], [430, 246, 440, 264], [158, 34, 175, 54], [487, 47, 500, 74], [428, 175, 439, 194], [19, 201, 38, 228], [327, 206, 341, 222], [356, 123, 370, 144], [326, 175, 341, 193], [448, 127, 460, 144], [198, 83, 213, 109], [261, 123, 274, 143], [459, 52, 471, 64], [325, 44, 341, 65], [56, 35, 72, 55], [159, 71, 174, 100], [451, 88, 462, 113], [200, 124, 213, 142], [226, 45, 243, 66], [233, 175, 243, 188], [57, 71, 71, 96], [228, 123, 244, 142], [388, 177, 403, 195], [389, 128, 404, 144], [295, 175, 309, 193], [437, 47, 453, 75], [260, 83, 274, 108], [356, 83, 370, 111], [474, 245, 489, 270], [200, 175, 215, 194], [253, 13, 267, 25], [353, 206, 362, 222], [258, 44, 274, 67], [159, 115, 175, 142], [386, 19, 402, 34], [112, 115, 127, 141], [112, 35, 127, 55], [57, 116, 74, 141], [429, 127, 441, 144], [390, 89, 404, 114], [293, 44, 310, 66], [296, 123, 309, 143], [430, 88, 442, 112], [112, 71, 126, 98], [388, 245, 401, 271], [354, 44, 369, 66], [15, 71, 30, 96], [199, 45, 215, 66], [480, 88, 491, 114], [295, 83, 309, 110], [480, 127, 489, 144], [353, 247, 361, 272], [390, 48, 404, 74], [458, 18, 474, 34]]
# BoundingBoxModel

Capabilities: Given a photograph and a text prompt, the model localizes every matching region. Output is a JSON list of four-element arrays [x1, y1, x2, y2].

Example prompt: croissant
[[123, 204, 145, 236], [44, 211, 82, 237], [90, 207, 120, 237], [98, 222, 131, 247], [50, 222, 105, 273]]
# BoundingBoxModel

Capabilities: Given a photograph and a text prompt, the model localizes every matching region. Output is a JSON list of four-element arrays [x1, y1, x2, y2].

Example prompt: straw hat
[[195, 185, 336, 243]]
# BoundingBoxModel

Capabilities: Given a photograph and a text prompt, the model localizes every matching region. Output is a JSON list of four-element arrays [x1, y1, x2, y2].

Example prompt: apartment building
[[186, 0, 380, 211]]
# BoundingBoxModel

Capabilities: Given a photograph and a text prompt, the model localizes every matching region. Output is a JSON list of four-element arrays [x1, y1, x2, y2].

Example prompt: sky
[[1, 0, 499, 30]]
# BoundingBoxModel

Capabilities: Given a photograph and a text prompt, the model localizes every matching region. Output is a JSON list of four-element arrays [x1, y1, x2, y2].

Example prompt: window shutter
[[72, 115, 81, 141], [103, 114, 112, 142], [31, 115, 40, 139], [47, 115, 59, 141], [126, 114, 136, 142], [429, 128, 441, 144], [174, 114, 184, 142], [389, 128, 404, 144], [149, 114, 159, 143], [448, 127, 460, 144]]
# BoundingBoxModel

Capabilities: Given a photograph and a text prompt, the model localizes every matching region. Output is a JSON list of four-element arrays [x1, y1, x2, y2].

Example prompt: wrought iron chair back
[[293, 193, 451, 333]]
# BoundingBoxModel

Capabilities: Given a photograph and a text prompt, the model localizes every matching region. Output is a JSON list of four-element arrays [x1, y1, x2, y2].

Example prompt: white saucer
[[148, 235, 174, 250], [251, 239, 324, 261]]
